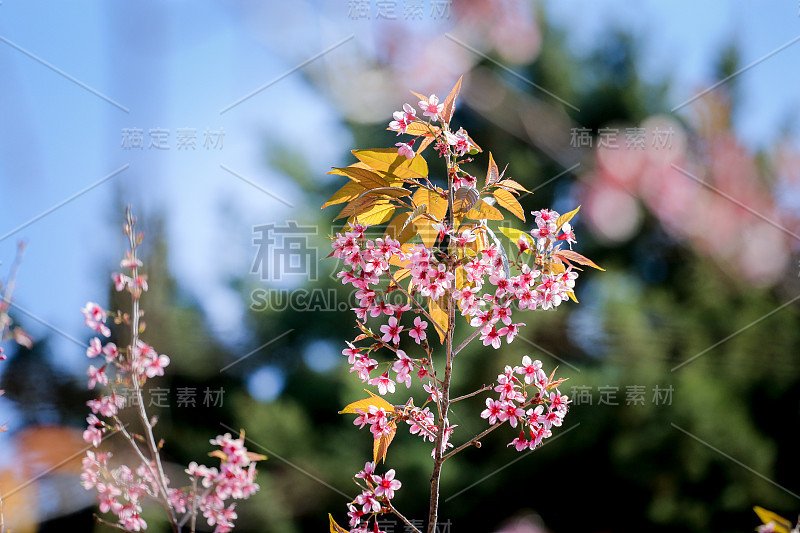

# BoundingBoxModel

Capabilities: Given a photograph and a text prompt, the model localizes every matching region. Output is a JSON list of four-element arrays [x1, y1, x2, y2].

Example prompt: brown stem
[[451, 384, 493, 403], [125, 209, 180, 533], [426, 136, 457, 533], [386, 500, 423, 533], [452, 327, 482, 356]]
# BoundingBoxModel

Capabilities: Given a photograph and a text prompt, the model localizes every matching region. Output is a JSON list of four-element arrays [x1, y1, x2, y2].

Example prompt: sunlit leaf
[[321, 181, 368, 209], [497, 226, 529, 242], [441, 76, 463, 124], [493, 189, 525, 221], [498, 178, 530, 193], [754, 507, 792, 532], [329, 514, 350, 533], [331, 166, 390, 190], [352, 149, 428, 182], [428, 295, 449, 344], [465, 199, 503, 221], [486, 152, 499, 186], [340, 395, 396, 415], [374, 421, 397, 463], [556, 205, 580, 229], [353, 202, 395, 226], [554, 249, 605, 270]]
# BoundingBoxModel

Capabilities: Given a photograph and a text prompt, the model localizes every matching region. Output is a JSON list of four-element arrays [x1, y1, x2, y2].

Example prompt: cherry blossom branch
[[124, 209, 180, 532], [452, 327, 482, 357], [387, 270, 447, 338], [386, 500, 422, 533], [94, 514, 130, 531], [426, 142, 458, 533], [442, 422, 502, 462], [451, 384, 493, 403]]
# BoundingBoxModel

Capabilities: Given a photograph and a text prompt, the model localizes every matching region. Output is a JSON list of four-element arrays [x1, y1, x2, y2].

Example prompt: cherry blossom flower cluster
[[81, 209, 261, 532], [328, 80, 592, 533], [346, 462, 403, 533], [481, 356, 569, 452], [389, 93, 473, 161], [168, 433, 261, 532]]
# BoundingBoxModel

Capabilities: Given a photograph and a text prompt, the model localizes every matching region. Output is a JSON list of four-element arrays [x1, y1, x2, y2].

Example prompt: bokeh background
[[1, 1, 800, 532]]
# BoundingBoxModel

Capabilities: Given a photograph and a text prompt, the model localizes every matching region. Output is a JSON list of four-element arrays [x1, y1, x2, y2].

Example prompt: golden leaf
[[321, 181, 368, 209], [486, 152, 499, 186], [352, 149, 428, 182], [554, 249, 605, 271], [329, 514, 350, 533], [352, 202, 395, 226], [441, 76, 463, 124], [555, 205, 580, 229], [374, 421, 397, 463], [340, 395, 396, 415], [331, 166, 390, 190], [465, 199, 503, 221], [493, 189, 525, 221], [428, 295, 449, 344]]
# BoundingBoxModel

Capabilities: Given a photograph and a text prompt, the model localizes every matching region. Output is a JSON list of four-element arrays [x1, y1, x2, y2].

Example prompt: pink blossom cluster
[[81, 451, 159, 531], [481, 356, 569, 452], [346, 462, 403, 533], [168, 433, 261, 533], [81, 214, 261, 532]]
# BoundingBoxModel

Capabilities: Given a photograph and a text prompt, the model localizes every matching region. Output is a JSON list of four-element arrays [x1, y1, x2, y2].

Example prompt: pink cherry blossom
[[408, 316, 428, 344], [373, 469, 402, 499], [380, 316, 404, 344], [418, 94, 444, 121], [396, 141, 415, 160]]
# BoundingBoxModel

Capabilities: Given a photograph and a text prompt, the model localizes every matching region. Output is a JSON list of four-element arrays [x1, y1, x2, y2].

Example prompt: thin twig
[[94, 514, 129, 531], [451, 384, 493, 403], [386, 500, 422, 533], [453, 327, 482, 356], [387, 271, 447, 337]]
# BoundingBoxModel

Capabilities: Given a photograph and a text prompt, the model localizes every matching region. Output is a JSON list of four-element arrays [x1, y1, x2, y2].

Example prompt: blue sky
[[1, 0, 798, 389]]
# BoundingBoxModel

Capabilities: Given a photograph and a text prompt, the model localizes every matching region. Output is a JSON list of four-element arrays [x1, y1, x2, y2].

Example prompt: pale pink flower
[[396, 141, 415, 160], [408, 316, 427, 344], [419, 94, 444, 120], [380, 316, 403, 344], [373, 469, 402, 499]]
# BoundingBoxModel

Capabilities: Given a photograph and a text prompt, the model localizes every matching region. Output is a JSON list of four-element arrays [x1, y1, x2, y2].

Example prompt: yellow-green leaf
[[374, 421, 397, 463], [428, 296, 449, 344], [465, 199, 503, 221], [332, 166, 390, 190], [413, 188, 448, 220], [353, 202, 395, 226], [329, 514, 350, 533], [497, 226, 529, 242], [498, 178, 530, 193], [335, 196, 376, 220], [340, 395, 396, 415], [754, 507, 792, 532], [385, 212, 416, 244], [321, 181, 368, 209], [352, 149, 428, 182], [554, 249, 605, 271], [568, 290, 579, 303], [414, 217, 438, 248], [556, 205, 580, 229], [441, 76, 463, 124], [486, 152, 499, 185], [493, 189, 525, 221]]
